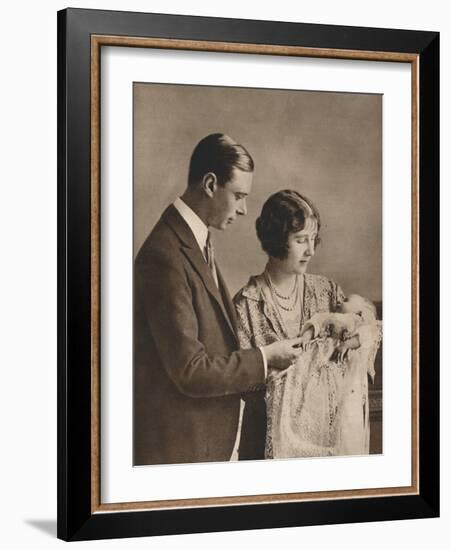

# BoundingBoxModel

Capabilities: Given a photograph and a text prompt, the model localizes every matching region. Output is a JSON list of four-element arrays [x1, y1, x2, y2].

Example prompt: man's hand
[[263, 337, 305, 370]]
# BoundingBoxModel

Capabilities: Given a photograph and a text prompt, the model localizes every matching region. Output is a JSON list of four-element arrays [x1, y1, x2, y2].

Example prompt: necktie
[[205, 232, 219, 287]]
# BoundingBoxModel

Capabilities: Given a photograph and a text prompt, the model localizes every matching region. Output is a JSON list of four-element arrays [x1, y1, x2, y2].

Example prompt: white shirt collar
[[173, 197, 209, 252]]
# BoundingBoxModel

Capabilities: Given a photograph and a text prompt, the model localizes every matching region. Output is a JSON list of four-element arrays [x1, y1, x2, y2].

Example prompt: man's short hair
[[188, 133, 254, 187]]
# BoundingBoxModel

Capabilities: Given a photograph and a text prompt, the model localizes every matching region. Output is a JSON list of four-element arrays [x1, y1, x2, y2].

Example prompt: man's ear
[[202, 172, 218, 198]]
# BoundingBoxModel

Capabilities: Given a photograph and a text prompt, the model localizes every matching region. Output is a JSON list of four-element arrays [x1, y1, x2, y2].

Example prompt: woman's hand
[[299, 327, 315, 350], [332, 334, 361, 363], [334, 344, 350, 363]]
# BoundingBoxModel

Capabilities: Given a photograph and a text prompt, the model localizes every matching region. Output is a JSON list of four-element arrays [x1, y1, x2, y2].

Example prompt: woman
[[234, 190, 381, 460]]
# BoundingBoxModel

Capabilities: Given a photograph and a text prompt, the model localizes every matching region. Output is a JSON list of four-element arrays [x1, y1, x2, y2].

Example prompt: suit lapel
[[216, 267, 238, 335], [181, 246, 237, 337], [163, 205, 237, 338]]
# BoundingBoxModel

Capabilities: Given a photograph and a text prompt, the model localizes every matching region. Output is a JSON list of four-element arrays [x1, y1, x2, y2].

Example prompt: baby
[[299, 294, 377, 362]]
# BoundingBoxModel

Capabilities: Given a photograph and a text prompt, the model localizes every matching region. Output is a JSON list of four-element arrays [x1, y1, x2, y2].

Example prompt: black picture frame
[[57, 7, 439, 542]]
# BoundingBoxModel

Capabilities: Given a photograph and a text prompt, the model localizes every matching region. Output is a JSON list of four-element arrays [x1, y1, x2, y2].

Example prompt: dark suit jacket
[[134, 205, 265, 465]]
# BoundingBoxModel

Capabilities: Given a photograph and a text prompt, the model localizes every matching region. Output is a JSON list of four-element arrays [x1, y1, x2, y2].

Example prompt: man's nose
[[237, 199, 247, 216]]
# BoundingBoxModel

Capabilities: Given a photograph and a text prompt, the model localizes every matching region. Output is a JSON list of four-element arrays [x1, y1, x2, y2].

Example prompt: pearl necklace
[[266, 271, 300, 312], [268, 271, 298, 300]]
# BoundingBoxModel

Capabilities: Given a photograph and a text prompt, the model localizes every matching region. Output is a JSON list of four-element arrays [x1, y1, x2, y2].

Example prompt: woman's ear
[[202, 172, 218, 198]]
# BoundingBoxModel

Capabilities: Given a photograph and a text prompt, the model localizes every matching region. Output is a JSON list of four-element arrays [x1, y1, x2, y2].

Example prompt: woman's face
[[279, 217, 318, 275]]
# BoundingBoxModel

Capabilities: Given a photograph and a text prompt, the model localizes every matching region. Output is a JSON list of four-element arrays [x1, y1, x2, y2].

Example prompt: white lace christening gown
[[265, 322, 382, 459]]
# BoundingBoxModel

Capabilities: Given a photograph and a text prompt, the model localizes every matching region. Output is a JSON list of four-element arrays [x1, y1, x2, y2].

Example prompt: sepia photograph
[[55, 6, 440, 541], [132, 82, 383, 467]]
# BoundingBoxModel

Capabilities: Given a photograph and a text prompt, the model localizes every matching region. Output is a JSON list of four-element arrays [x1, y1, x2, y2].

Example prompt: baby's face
[[340, 302, 353, 314], [340, 295, 363, 314], [340, 294, 375, 322]]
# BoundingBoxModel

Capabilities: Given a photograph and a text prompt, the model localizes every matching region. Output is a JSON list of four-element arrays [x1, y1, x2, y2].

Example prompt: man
[[134, 133, 304, 465]]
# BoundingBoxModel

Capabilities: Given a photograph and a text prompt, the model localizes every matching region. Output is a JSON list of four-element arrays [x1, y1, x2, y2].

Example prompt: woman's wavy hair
[[256, 189, 321, 260]]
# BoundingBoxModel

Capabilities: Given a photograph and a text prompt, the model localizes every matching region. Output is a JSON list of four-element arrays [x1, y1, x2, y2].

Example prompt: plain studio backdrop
[[134, 83, 382, 301], [0, 1, 448, 550]]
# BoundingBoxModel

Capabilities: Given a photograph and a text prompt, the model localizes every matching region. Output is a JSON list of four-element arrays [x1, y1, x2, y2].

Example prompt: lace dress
[[234, 273, 382, 459]]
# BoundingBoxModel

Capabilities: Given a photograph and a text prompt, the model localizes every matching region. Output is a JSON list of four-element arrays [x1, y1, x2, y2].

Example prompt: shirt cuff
[[258, 346, 268, 380]]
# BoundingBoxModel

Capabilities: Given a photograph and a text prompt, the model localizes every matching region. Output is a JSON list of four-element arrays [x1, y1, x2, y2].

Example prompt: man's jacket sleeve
[[136, 249, 265, 398]]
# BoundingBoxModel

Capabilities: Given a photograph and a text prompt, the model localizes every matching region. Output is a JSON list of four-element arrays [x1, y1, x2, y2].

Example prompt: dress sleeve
[[234, 295, 254, 350], [332, 280, 346, 310]]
